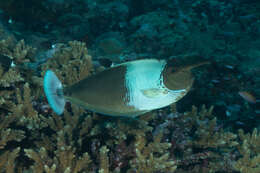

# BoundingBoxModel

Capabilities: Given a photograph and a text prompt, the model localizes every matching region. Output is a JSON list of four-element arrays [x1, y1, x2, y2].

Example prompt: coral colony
[[0, 39, 259, 172]]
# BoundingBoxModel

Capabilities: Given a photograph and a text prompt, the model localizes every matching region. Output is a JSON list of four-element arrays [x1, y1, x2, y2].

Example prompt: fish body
[[44, 59, 195, 117], [238, 91, 256, 104]]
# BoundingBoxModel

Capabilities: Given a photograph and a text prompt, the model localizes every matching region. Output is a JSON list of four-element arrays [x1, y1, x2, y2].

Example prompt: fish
[[43, 58, 207, 117], [238, 91, 256, 104]]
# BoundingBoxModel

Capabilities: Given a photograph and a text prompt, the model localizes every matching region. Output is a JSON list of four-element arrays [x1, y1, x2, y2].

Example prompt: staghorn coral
[[189, 106, 238, 148], [0, 38, 53, 130], [0, 37, 16, 56], [41, 41, 93, 85], [10, 39, 36, 64], [234, 128, 260, 173], [129, 132, 177, 173], [0, 147, 21, 173], [99, 146, 110, 173], [0, 129, 25, 149], [0, 89, 258, 173], [0, 113, 25, 172], [0, 114, 25, 150], [0, 39, 92, 172], [23, 105, 95, 172], [1, 38, 260, 173], [177, 105, 237, 150], [0, 38, 36, 86], [0, 38, 38, 114], [24, 131, 92, 173], [151, 105, 240, 173], [9, 82, 48, 131], [105, 116, 153, 145], [12, 82, 37, 118], [0, 66, 24, 87], [23, 103, 175, 173], [0, 38, 36, 63]]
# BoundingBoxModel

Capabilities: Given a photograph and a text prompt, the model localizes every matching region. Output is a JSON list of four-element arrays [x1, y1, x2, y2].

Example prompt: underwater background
[[0, 0, 259, 172]]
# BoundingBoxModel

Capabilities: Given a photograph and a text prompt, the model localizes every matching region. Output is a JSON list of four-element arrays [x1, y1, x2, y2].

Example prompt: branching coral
[[129, 132, 177, 173], [234, 128, 260, 173], [12, 83, 37, 118], [22, 104, 177, 173], [0, 37, 16, 56], [0, 38, 37, 113], [176, 105, 238, 150], [151, 105, 240, 172], [0, 147, 21, 173], [105, 117, 153, 145], [99, 146, 110, 173], [8, 82, 48, 131], [1, 38, 259, 173], [41, 41, 93, 85], [23, 105, 94, 172], [0, 113, 25, 148], [0, 114, 25, 172], [0, 129, 25, 149], [24, 130, 92, 173], [0, 66, 24, 87], [190, 115, 238, 148], [0, 38, 36, 64]]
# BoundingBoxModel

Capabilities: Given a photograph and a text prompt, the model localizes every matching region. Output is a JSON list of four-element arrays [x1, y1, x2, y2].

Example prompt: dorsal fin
[[163, 54, 210, 90], [166, 54, 210, 73]]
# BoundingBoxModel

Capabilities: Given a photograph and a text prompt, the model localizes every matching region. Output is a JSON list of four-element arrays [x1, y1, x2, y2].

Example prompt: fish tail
[[43, 70, 65, 115]]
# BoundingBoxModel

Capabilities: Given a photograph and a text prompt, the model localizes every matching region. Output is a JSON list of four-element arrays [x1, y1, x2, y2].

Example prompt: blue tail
[[43, 70, 65, 115]]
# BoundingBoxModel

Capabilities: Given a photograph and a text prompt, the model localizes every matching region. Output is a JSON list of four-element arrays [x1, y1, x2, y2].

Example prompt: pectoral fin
[[141, 88, 168, 98]]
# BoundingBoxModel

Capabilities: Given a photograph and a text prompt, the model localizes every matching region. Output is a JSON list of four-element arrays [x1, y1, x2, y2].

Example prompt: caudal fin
[[43, 70, 65, 115]]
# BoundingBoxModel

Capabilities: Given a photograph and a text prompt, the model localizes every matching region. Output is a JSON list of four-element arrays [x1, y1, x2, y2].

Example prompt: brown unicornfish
[[43, 58, 208, 117]]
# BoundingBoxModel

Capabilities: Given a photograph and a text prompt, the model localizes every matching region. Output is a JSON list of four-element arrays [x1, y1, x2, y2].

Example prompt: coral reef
[[151, 105, 239, 173], [187, 106, 238, 149], [24, 133, 92, 173], [41, 40, 93, 85], [129, 132, 177, 173], [0, 38, 36, 87], [0, 147, 20, 173], [0, 39, 94, 172], [0, 38, 38, 116], [99, 146, 109, 173], [0, 37, 259, 173], [0, 113, 25, 172], [234, 129, 260, 173], [0, 115, 25, 150]]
